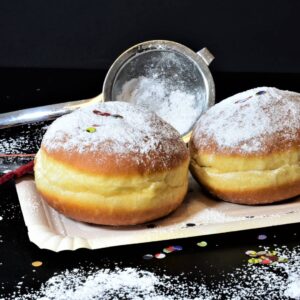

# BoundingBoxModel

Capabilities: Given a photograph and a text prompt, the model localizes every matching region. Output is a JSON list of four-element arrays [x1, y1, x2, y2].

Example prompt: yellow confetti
[[32, 261, 43, 267]]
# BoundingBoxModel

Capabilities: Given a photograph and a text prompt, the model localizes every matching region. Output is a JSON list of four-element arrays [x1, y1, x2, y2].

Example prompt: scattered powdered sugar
[[42, 101, 184, 157], [194, 87, 300, 153], [0, 122, 47, 155], [8, 246, 300, 299], [0, 122, 47, 173], [11, 267, 205, 300], [194, 208, 246, 224], [285, 274, 300, 299], [117, 76, 203, 135], [214, 245, 300, 300], [155, 206, 249, 231]]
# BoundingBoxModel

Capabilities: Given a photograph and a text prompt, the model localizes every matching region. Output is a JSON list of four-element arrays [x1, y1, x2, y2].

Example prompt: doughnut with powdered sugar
[[190, 87, 300, 204], [34, 101, 190, 225]]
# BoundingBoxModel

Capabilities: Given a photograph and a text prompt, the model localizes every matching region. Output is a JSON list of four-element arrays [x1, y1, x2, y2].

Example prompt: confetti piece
[[261, 259, 272, 265], [155, 253, 166, 259], [197, 241, 207, 247], [93, 110, 123, 119], [142, 254, 153, 260], [268, 256, 278, 262], [163, 247, 174, 254], [256, 90, 266, 95], [256, 251, 267, 256], [112, 114, 123, 119], [245, 250, 257, 257], [248, 258, 260, 264], [32, 261, 43, 267], [93, 110, 111, 116], [86, 127, 96, 133], [257, 234, 267, 240], [173, 245, 183, 251], [267, 251, 277, 256]]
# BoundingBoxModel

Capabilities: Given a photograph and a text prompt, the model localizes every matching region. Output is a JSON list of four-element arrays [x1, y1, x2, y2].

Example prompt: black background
[[0, 0, 299, 73], [0, 0, 300, 113]]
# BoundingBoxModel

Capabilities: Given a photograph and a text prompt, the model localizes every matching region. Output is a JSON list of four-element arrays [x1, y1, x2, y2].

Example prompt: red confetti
[[268, 256, 278, 262], [154, 253, 166, 259], [93, 110, 123, 119], [93, 110, 111, 117], [261, 259, 272, 265]]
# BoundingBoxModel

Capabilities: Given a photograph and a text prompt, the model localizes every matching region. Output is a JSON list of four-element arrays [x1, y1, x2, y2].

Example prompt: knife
[[0, 94, 103, 129]]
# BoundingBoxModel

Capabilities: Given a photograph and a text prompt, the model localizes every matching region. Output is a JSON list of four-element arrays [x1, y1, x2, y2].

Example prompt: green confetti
[[248, 258, 261, 264], [86, 127, 96, 133], [197, 241, 207, 247]]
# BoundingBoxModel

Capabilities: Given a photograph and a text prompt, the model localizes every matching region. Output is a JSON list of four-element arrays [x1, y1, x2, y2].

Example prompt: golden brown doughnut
[[34, 101, 190, 225], [190, 87, 300, 205]]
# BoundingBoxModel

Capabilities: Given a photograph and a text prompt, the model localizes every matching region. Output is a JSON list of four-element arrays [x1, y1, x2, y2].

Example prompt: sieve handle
[[197, 48, 215, 66]]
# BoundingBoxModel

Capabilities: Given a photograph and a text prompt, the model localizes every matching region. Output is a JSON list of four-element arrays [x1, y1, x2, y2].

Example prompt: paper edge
[[16, 176, 300, 252]]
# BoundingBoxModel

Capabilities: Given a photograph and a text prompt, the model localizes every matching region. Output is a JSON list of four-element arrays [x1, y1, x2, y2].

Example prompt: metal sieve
[[0, 40, 215, 143], [103, 40, 215, 142]]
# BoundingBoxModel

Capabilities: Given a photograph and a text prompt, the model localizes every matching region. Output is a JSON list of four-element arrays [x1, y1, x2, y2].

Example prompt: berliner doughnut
[[190, 87, 300, 205], [34, 101, 189, 225]]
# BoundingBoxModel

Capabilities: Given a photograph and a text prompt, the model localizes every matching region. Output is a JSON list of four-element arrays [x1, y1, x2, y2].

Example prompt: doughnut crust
[[190, 87, 300, 205], [34, 101, 190, 225]]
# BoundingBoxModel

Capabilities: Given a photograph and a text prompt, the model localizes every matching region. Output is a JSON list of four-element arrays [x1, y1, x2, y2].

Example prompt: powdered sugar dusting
[[42, 101, 184, 157], [285, 273, 300, 299], [194, 87, 300, 153], [194, 208, 246, 224], [11, 267, 206, 300], [8, 246, 300, 299], [117, 76, 203, 135]]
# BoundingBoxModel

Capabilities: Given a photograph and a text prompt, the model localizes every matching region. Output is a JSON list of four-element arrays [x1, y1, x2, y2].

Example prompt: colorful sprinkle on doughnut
[[86, 127, 96, 133], [256, 90, 266, 95], [93, 110, 123, 119]]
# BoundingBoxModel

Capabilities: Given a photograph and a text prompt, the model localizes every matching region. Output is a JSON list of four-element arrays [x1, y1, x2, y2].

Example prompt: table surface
[[0, 69, 300, 299]]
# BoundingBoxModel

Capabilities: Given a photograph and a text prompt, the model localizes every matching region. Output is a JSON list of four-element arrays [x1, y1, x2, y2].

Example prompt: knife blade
[[0, 94, 103, 129]]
